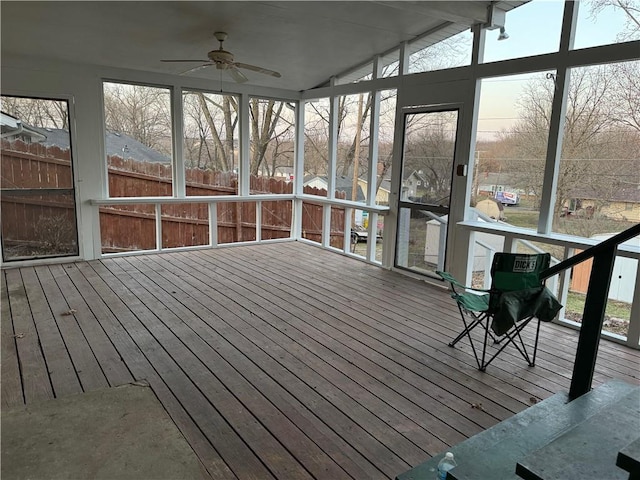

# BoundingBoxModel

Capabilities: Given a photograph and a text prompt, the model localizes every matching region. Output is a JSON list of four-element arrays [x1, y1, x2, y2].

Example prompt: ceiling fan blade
[[179, 64, 214, 75], [227, 66, 248, 84], [234, 62, 282, 78], [161, 59, 211, 63]]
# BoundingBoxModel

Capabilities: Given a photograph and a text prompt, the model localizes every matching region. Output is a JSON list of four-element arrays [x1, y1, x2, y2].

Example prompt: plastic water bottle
[[436, 452, 457, 480]]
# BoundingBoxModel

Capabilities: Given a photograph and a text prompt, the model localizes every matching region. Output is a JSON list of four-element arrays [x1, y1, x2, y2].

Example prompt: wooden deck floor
[[2, 241, 639, 479]]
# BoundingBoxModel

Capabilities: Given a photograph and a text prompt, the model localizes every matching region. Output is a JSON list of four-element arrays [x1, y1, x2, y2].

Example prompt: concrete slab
[[1, 384, 209, 480]]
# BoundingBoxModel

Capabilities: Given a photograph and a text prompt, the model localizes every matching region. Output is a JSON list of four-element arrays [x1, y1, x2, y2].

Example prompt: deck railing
[[539, 223, 640, 400]]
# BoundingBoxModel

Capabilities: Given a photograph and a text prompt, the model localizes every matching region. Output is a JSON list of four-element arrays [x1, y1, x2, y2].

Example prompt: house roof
[[1, 111, 47, 143], [27, 126, 171, 164], [477, 172, 520, 188], [303, 175, 366, 201], [569, 185, 640, 204], [403, 170, 428, 183]]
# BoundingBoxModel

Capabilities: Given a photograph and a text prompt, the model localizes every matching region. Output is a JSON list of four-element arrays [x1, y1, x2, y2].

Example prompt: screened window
[[1, 96, 79, 261], [248, 97, 295, 193], [183, 90, 239, 196], [103, 82, 173, 197], [471, 71, 557, 230], [482, 1, 564, 64]]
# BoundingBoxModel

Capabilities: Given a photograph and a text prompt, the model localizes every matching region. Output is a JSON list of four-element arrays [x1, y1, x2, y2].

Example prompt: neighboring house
[[303, 175, 365, 202], [1, 114, 171, 165], [272, 167, 294, 181], [1, 111, 47, 143], [357, 178, 391, 205], [401, 170, 430, 200], [565, 186, 640, 222]]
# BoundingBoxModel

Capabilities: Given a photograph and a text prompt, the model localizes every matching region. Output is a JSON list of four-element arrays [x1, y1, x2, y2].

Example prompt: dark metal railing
[[539, 223, 640, 400]]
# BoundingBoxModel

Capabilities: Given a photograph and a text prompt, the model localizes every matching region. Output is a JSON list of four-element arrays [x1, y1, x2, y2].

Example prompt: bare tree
[[185, 92, 238, 172], [403, 112, 457, 203], [2, 96, 69, 129], [103, 83, 172, 156], [499, 65, 638, 223], [588, 0, 640, 40], [608, 61, 640, 132]]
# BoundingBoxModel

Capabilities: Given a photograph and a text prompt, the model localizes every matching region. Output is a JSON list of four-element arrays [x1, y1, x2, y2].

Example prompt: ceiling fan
[[161, 31, 281, 84]]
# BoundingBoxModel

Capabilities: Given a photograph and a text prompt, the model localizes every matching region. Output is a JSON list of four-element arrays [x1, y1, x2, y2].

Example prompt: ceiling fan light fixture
[[208, 49, 234, 63]]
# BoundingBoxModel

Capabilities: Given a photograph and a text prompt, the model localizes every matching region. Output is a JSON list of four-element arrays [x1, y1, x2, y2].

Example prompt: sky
[[477, 0, 636, 140]]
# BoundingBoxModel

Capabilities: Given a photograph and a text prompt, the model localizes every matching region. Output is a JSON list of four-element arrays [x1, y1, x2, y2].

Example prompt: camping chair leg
[[449, 307, 487, 370], [512, 323, 534, 366], [481, 318, 537, 370], [531, 318, 542, 366], [449, 311, 485, 347], [480, 319, 491, 371]]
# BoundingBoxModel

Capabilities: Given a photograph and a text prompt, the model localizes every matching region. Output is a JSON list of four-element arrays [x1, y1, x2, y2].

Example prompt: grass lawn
[[502, 209, 540, 230], [565, 291, 632, 320]]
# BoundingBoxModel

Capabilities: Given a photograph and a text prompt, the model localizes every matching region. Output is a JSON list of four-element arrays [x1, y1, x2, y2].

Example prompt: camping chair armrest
[[436, 271, 492, 293]]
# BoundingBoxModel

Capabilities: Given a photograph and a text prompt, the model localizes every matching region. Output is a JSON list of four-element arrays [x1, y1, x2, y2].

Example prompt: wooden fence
[[1, 139, 345, 255]]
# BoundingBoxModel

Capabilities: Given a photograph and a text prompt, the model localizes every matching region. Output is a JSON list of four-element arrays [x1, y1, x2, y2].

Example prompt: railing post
[[569, 246, 616, 400]]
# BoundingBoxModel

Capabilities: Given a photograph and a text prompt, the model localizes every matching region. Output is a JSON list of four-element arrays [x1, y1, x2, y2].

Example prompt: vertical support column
[[367, 89, 381, 262], [327, 88, 338, 201], [256, 200, 262, 242], [398, 41, 409, 76], [367, 211, 379, 262], [209, 203, 218, 247], [172, 86, 185, 198], [239, 93, 250, 196], [569, 247, 616, 400], [503, 235, 516, 253], [344, 207, 353, 253], [293, 100, 305, 240], [537, 1, 577, 234], [92, 202, 103, 259], [367, 90, 381, 206], [293, 199, 303, 240], [626, 267, 640, 348], [323, 86, 339, 249], [155, 203, 162, 251], [451, 22, 485, 286], [322, 204, 331, 248]]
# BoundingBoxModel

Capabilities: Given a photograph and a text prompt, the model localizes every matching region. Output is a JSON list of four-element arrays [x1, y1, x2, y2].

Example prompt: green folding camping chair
[[437, 252, 562, 371]]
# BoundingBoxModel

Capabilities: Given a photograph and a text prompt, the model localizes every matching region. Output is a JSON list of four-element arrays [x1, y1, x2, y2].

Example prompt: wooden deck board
[[2, 242, 638, 480], [4, 268, 54, 404], [34, 265, 109, 392], [117, 255, 371, 479], [126, 254, 392, 479], [20, 267, 82, 398], [83, 260, 277, 480], [1, 273, 24, 408], [47, 264, 134, 388], [64, 262, 237, 479]]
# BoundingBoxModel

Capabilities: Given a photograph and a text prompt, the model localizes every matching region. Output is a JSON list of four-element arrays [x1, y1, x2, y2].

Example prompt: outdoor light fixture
[[485, 4, 509, 40], [498, 26, 509, 41]]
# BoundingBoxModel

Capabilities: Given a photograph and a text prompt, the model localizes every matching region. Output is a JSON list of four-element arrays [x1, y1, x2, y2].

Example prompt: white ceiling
[[1, 1, 521, 92]]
